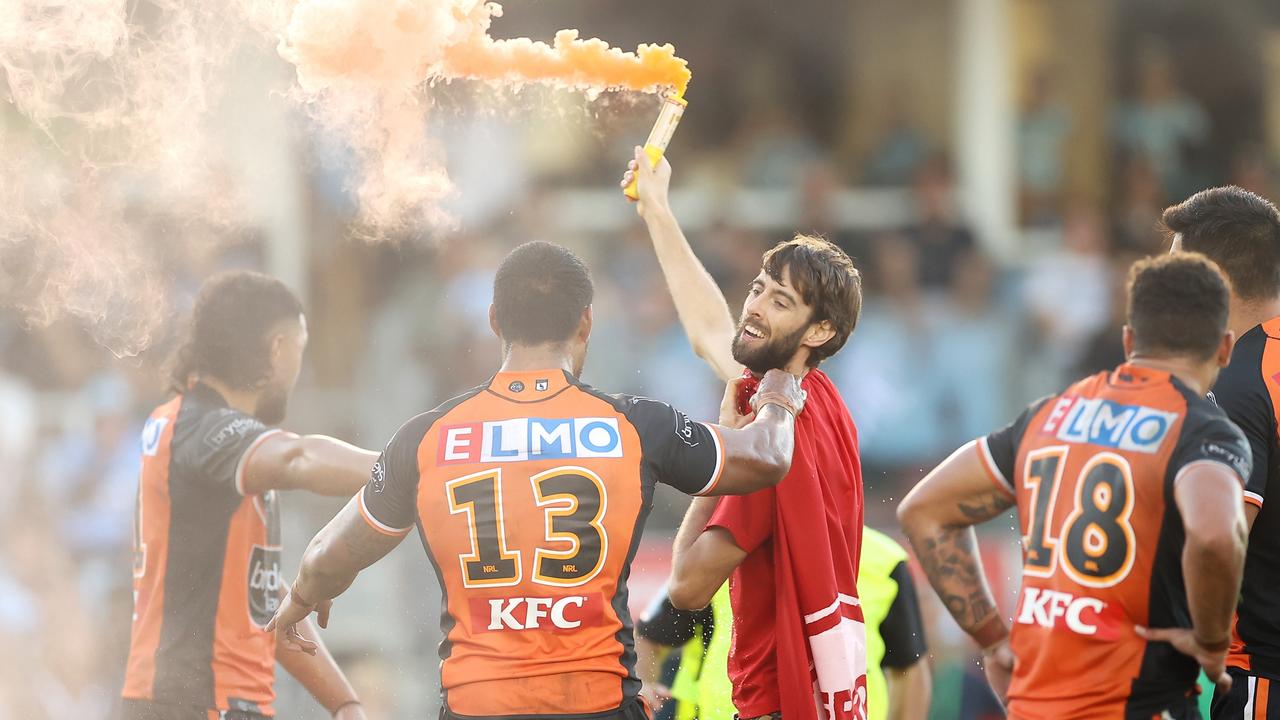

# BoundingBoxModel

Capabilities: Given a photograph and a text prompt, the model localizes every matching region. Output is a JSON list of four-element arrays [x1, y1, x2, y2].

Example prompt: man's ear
[[1122, 325, 1135, 358], [577, 306, 593, 343], [802, 319, 836, 350], [1218, 331, 1235, 368], [489, 304, 502, 342]]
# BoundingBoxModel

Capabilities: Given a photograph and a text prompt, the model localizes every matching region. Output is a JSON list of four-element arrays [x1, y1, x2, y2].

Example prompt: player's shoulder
[[390, 382, 490, 447], [1214, 323, 1271, 398], [176, 394, 266, 454]]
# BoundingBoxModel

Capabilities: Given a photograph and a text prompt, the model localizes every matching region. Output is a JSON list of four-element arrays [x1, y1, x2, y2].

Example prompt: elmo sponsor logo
[[469, 594, 604, 632], [438, 418, 623, 464], [1041, 397, 1177, 454], [1015, 587, 1120, 639]]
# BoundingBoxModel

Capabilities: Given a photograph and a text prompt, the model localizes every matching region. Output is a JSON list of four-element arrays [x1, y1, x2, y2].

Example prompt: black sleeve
[[1210, 358, 1274, 504], [621, 396, 724, 495], [1169, 403, 1253, 491], [361, 412, 436, 533], [980, 395, 1055, 492], [880, 561, 928, 669], [637, 586, 714, 647], [176, 408, 276, 499]]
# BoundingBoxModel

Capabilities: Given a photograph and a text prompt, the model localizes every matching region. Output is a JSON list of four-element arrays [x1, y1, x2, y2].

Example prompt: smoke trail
[[0, 0, 690, 354], [277, 0, 690, 231]]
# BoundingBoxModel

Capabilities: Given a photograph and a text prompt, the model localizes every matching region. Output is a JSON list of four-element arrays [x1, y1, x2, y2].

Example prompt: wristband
[[754, 392, 801, 418], [290, 584, 317, 610], [971, 613, 1010, 651], [332, 699, 361, 716]]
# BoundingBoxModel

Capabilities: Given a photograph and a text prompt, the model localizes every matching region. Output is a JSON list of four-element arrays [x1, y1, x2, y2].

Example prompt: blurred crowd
[[2, 18, 1279, 720]]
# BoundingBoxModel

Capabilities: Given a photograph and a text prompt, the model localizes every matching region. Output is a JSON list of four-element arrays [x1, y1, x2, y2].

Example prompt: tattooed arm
[[268, 495, 406, 653], [897, 441, 1017, 700]]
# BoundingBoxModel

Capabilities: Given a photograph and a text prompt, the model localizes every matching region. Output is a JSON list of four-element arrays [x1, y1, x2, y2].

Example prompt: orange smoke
[[442, 31, 688, 96], [440, 2, 689, 95], [279, 0, 689, 230]]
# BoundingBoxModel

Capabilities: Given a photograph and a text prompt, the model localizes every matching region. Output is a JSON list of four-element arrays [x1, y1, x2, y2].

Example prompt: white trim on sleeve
[[691, 422, 726, 496], [976, 437, 1014, 493], [234, 428, 285, 496], [358, 489, 413, 536]]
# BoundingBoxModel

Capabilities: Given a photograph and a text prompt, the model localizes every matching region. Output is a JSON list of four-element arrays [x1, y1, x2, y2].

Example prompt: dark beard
[[730, 320, 808, 375], [255, 385, 289, 425]]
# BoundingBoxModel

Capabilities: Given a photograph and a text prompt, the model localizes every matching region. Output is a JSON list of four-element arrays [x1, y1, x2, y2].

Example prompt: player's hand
[[265, 586, 331, 656], [981, 640, 1015, 705], [638, 682, 673, 712], [719, 377, 756, 429], [753, 369, 806, 416], [332, 702, 368, 720], [621, 146, 672, 217], [1136, 626, 1232, 693]]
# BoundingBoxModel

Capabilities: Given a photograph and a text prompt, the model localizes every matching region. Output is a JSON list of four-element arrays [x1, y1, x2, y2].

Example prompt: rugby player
[[266, 241, 808, 720], [899, 253, 1251, 719], [1165, 187, 1280, 718], [122, 271, 373, 720], [624, 150, 868, 720]]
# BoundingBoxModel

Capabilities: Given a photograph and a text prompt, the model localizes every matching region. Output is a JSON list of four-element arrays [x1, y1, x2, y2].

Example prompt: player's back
[[359, 370, 726, 718], [979, 364, 1250, 719], [123, 383, 283, 717], [1209, 318, 1280, 679]]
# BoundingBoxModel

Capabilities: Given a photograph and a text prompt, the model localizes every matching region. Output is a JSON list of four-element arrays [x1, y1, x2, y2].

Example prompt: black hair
[[1127, 253, 1230, 362], [1161, 186, 1280, 301], [492, 241, 594, 345], [169, 271, 303, 392]]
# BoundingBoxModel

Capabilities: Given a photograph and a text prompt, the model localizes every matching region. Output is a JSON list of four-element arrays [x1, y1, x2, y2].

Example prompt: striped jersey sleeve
[[979, 395, 1055, 493], [620, 397, 725, 496], [360, 411, 437, 535]]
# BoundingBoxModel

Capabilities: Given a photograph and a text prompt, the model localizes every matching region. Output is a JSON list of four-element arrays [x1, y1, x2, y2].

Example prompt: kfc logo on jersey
[[438, 418, 624, 464], [1041, 397, 1177, 453], [469, 594, 604, 632], [1016, 587, 1121, 640]]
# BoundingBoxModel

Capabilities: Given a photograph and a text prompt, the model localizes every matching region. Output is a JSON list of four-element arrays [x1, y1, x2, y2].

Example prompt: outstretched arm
[[624, 149, 743, 382], [275, 618, 366, 719], [242, 433, 378, 497], [267, 495, 405, 653]]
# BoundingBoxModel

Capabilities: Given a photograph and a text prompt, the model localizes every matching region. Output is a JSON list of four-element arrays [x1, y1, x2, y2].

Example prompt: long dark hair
[[168, 271, 303, 393]]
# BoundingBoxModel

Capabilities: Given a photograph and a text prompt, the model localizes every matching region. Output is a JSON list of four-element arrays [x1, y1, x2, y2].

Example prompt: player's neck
[[1126, 357, 1211, 396], [1229, 296, 1280, 340], [195, 375, 261, 417], [499, 344, 574, 376]]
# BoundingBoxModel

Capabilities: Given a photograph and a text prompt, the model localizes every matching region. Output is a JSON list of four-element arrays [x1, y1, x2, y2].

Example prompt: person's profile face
[[256, 314, 307, 425], [731, 266, 815, 374]]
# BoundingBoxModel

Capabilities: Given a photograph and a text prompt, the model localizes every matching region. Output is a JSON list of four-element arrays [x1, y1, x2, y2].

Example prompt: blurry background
[[3, 0, 1280, 717]]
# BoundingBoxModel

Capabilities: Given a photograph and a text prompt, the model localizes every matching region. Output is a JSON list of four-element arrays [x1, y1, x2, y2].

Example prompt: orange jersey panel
[[360, 371, 724, 716], [122, 384, 284, 716], [979, 364, 1251, 719]]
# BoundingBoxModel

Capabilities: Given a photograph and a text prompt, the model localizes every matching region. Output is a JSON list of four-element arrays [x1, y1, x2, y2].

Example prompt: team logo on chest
[[247, 545, 283, 627], [437, 417, 623, 464]]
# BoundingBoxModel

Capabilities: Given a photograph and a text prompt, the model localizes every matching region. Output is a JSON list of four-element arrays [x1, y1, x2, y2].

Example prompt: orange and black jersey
[[1211, 318, 1280, 680], [123, 383, 284, 718], [360, 370, 726, 718], [978, 364, 1251, 720]]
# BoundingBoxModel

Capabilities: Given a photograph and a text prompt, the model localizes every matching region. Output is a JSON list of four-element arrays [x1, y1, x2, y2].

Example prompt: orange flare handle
[[623, 93, 687, 200]]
